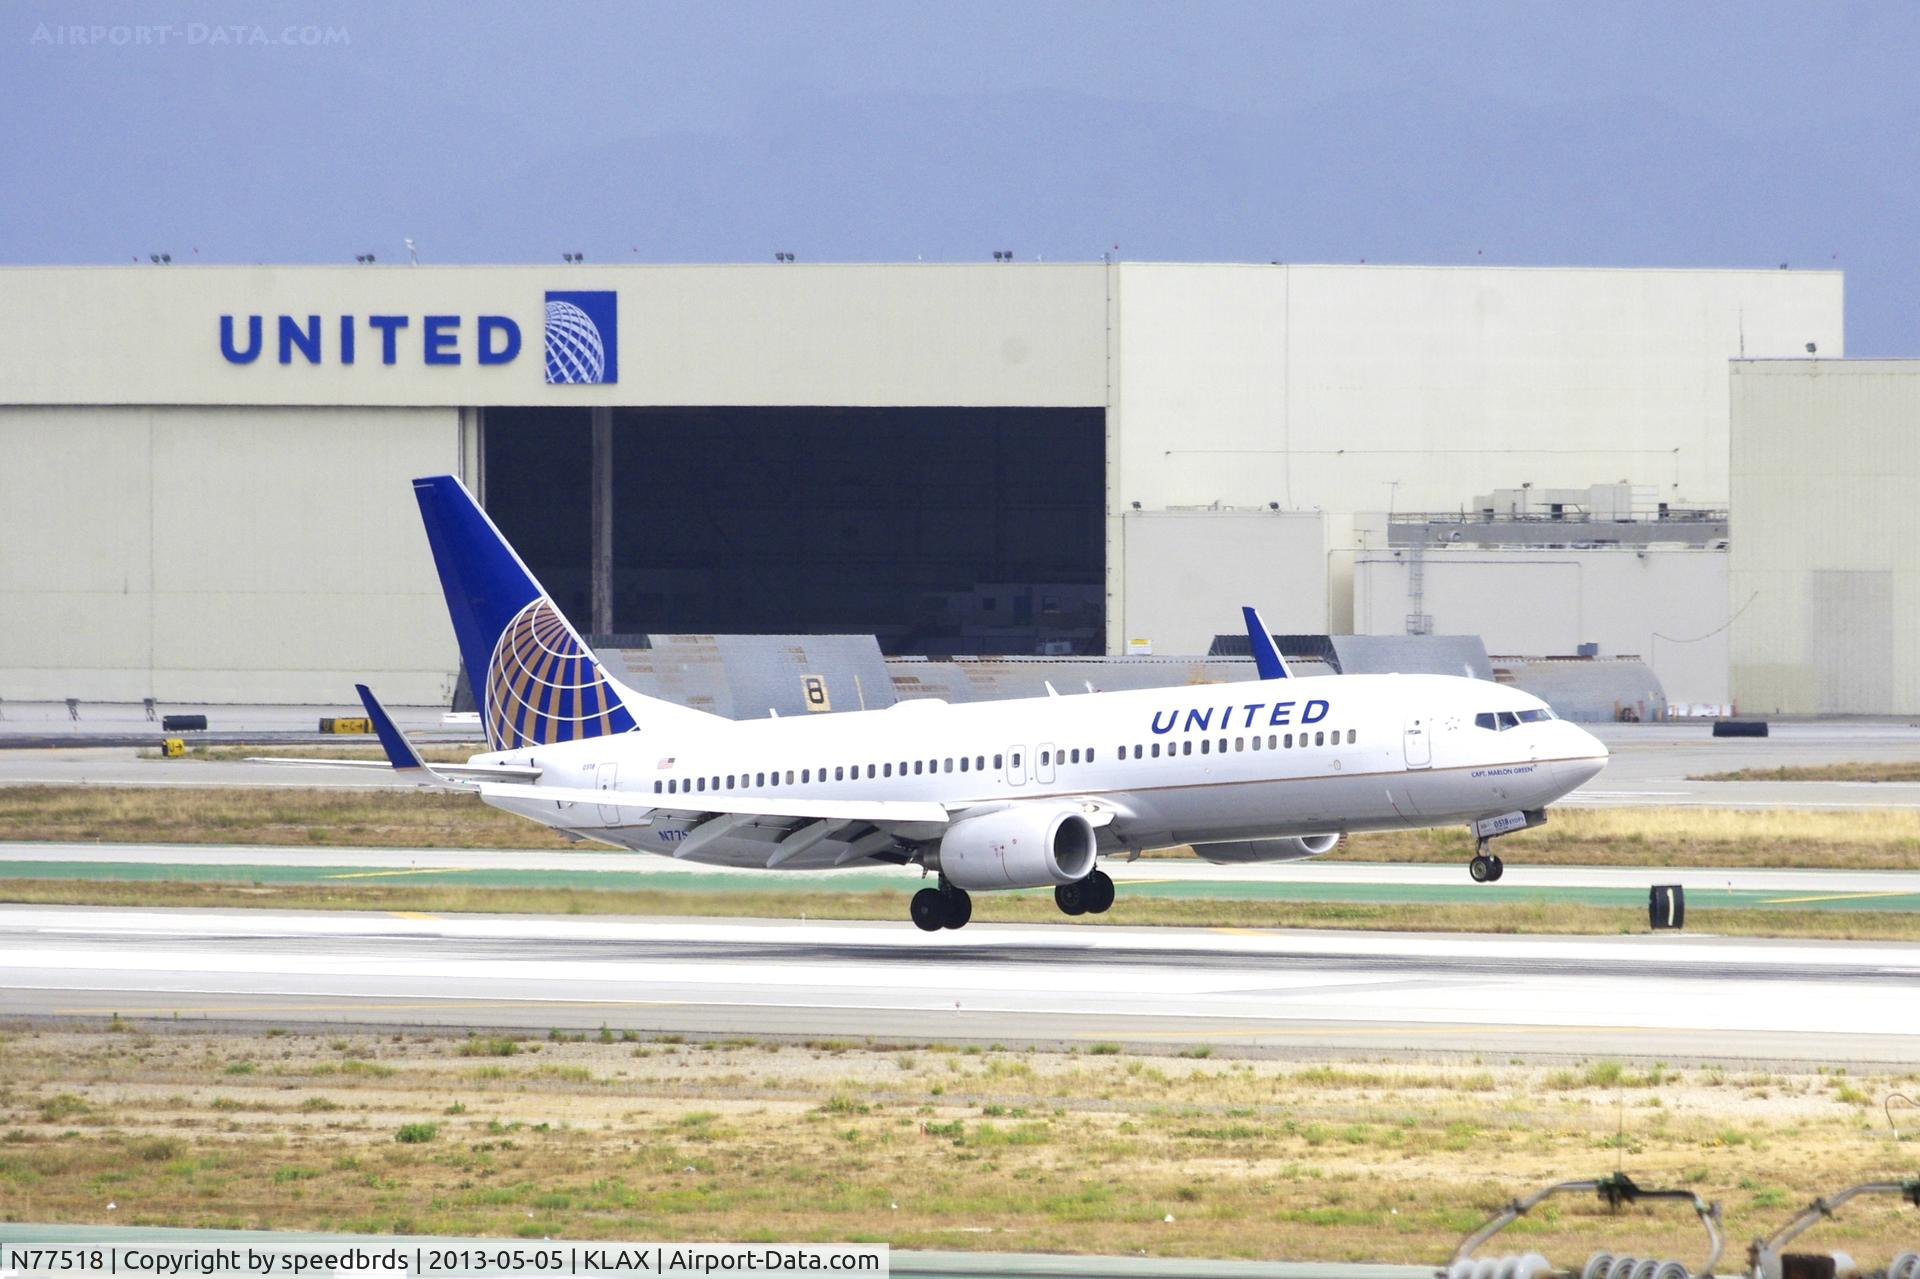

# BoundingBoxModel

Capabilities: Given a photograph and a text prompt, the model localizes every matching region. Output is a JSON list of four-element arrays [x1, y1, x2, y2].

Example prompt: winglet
[[1242, 606, 1292, 679], [355, 684, 429, 772]]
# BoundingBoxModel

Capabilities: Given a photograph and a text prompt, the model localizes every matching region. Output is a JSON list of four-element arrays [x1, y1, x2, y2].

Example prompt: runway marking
[[323, 868, 472, 880], [1761, 890, 1917, 905], [49, 998, 691, 1016], [1102, 1023, 1679, 1041]]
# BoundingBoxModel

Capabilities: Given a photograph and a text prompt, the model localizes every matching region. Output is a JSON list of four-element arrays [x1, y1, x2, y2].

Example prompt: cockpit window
[[1478, 708, 1554, 731]]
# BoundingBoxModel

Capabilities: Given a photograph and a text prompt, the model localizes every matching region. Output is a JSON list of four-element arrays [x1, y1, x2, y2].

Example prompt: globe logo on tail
[[484, 598, 634, 750], [543, 289, 619, 385]]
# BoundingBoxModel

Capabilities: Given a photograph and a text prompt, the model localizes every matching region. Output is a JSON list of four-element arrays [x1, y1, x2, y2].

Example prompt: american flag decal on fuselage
[[484, 598, 636, 751]]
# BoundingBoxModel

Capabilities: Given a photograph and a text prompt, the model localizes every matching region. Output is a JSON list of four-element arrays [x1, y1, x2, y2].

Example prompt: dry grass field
[[0, 1028, 1914, 1264], [6, 785, 1920, 870], [1691, 763, 1920, 784]]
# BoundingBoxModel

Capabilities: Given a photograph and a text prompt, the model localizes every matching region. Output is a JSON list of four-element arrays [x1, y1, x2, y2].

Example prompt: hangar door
[[482, 405, 1105, 656]]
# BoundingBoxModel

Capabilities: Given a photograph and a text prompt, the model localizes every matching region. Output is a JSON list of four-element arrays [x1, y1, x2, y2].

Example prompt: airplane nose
[[1558, 726, 1609, 789]]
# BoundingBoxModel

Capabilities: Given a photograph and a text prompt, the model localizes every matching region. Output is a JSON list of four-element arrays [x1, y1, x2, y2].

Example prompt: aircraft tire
[[1469, 854, 1494, 884], [1488, 856, 1505, 882], [1054, 880, 1088, 916], [1084, 870, 1115, 914], [942, 888, 973, 930], [910, 887, 948, 932]]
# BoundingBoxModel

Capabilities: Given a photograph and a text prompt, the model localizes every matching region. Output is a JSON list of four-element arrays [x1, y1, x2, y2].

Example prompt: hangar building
[[0, 262, 1839, 707]]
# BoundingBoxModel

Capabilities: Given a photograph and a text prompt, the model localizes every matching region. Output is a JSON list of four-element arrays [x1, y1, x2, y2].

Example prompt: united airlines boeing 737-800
[[340, 476, 1608, 931]]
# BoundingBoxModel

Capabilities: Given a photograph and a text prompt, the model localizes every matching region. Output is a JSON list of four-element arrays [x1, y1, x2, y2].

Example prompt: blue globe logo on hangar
[[543, 290, 619, 384]]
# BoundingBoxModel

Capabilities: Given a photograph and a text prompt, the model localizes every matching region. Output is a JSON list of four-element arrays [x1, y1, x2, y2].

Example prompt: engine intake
[[1191, 833, 1339, 864], [935, 804, 1098, 890]]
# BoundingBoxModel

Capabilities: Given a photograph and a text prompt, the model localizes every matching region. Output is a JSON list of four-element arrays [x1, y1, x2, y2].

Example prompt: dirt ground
[[1, 1027, 1916, 1265]]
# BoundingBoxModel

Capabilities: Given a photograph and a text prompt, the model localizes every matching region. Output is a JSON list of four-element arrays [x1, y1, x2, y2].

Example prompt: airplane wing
[[465, 779, 950, 826]]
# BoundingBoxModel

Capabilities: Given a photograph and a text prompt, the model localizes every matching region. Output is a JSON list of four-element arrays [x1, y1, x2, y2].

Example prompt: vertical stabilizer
[[411, 474, 714, 750]]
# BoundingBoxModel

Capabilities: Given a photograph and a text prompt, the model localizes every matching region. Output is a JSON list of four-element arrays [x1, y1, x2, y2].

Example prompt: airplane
[[339, 475, 1609, 932]]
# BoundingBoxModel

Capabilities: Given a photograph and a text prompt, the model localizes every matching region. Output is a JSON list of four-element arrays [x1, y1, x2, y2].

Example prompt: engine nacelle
[[1191, 833, 1339, 864], [934, 804, 1099, 890]]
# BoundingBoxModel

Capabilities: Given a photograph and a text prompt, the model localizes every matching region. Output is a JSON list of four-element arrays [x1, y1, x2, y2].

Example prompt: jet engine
[[933, 804, 1099, 890], [1191, 833, 1339, 864]]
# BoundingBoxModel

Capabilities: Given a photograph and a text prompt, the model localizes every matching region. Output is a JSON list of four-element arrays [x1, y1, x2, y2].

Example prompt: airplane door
[[595, 762, 621, 825], [1006, 746, 1026, 786], [1036, 742, 1057, 784], [1403, 714, 1432, 769]]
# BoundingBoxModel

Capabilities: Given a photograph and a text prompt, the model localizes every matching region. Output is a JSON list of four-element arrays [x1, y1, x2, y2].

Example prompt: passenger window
[[1219, 738, 1227, 754], [785, 770, 794, 784], [1041, 750, 1050, 765], [977, 755, 986, 770], [712, 776, 720, 789], [1069, 749, 1079, 764], [1200, 740, 1210, 755], [1267, 734, 1277, 749], [944, 758, 953, 773], [1284, 733, 1293, 748], [1012, 753, 1021, 767], [801, 769, 810, 783], [1235, 737, 1244, 752], [1347, 729, 1356, 744], [1133, 745, 1143, 759], [1087, 749, 1096, 763], [653, 781, 661, 794], [697, 778, 706, 792], [995, 754, 1004, 769], [1151, 743, 1160, 758], [913, 761, 923, 775], [726, 775, 735, 788], [1182, 741, 1192, 756], [960, 757, 969, 772]]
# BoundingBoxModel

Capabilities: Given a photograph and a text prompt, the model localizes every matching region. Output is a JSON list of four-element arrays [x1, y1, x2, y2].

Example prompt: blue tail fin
[[413, 475, 669, 751], [1242, 605, 1292, 680]]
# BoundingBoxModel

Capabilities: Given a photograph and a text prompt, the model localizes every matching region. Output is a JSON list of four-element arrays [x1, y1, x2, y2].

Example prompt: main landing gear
[[1054, 869, 1115, 917], [1469, 841, 1505, 883], [910, 881, 973, 932]]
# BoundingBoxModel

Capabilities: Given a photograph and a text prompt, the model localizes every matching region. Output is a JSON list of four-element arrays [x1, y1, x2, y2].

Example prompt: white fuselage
[[473, 672, 1608, 870]]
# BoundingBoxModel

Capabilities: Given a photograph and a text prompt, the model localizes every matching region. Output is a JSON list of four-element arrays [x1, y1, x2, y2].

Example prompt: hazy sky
[[5, 0, 1915, 352]]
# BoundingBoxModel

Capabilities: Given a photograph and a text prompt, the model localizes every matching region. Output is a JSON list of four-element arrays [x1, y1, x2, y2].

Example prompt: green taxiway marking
[[2, 860, 1916, 912]]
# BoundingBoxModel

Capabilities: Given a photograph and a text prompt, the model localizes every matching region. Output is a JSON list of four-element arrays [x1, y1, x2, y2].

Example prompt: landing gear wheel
[[911, 887, 948, 932], [1054, 879, 1088, 916], [1469, 854, 1495, 884], [941, 888, 973, 930], [1487, 855, 1505, 882], [1083, 869, 1115, 914]]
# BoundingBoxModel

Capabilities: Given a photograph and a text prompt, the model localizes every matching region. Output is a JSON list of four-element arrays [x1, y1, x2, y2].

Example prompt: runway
[[3, 905, 1916, 1065], [5, 839, 1920, 911]]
